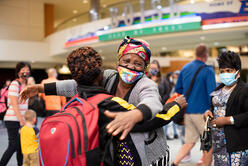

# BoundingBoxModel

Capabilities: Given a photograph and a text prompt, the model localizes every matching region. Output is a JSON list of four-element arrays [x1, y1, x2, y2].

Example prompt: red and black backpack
[[38, 93, 113, 166]]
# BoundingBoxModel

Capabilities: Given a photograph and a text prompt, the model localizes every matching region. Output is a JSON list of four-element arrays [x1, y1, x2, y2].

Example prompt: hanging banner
[[64, 0, 247, 48]]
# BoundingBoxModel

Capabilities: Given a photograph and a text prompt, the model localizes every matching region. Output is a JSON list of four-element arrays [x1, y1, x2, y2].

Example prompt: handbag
[[200, 116, 212, 152], [173, 65, 207, 125]]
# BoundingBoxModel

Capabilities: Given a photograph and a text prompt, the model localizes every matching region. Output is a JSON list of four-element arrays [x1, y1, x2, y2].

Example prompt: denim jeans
[[0, 121, 23, 166]]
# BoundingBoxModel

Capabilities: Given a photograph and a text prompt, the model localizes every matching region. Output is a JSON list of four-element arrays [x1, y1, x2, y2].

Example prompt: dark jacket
[[77, 84, 181, 165], [211, 80, 248, 153]]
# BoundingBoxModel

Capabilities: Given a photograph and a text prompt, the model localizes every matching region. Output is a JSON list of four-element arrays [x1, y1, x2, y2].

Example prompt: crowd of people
[[0, 36, 247, 166]]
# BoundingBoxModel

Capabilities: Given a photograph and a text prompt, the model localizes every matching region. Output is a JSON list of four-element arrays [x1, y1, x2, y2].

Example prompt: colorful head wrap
[[117, 36, 151, 66]]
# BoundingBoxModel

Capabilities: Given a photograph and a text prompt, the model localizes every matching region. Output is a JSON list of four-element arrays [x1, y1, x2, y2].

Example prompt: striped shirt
[[4, 80, 29, 121]]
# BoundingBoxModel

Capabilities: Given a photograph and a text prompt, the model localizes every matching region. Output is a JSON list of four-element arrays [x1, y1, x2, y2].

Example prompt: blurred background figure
[[149, 59, 171, 103], [27, 77, 45, 118], [40, 68, 66, 117], [164, 71, 179, 140], [0, 80, 11, 127]]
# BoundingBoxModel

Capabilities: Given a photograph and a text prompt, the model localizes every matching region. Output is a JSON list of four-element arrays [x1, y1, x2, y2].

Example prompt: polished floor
[[0, 119, 203, 166]]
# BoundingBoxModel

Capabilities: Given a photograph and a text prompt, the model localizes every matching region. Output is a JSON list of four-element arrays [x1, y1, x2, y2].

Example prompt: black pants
[[0, 121, 23, 166]]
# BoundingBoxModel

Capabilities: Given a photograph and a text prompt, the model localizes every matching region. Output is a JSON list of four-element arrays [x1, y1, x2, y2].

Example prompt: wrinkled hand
[[211, 117, 230, 128], [104, 109, 143, 140], [20, 84, 43, 103], [204, 110, 213, 121], [174, 95, 187, 109]]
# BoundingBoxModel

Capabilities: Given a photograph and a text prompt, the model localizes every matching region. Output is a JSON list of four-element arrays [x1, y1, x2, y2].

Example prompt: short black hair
[[217, 51, 241, 71], [67, 46, 102, 85], [15, 62, 31, 78]]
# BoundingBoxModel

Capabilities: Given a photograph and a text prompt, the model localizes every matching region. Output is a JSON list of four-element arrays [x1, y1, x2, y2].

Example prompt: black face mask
[[20, 73, 30, 79]]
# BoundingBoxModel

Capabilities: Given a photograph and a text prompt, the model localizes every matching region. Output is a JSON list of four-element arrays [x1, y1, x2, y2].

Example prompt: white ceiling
[[42, 0, 128, 28]]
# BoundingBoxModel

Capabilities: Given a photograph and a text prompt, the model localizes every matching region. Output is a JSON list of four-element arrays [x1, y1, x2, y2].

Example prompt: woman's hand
[[20, 84, 44, 103], [174, 95, 187, 109], [211, 117, 231, 128], [204, 110, 213, 121], [104, 109, 143, 140], [19, 119, 25, 126]]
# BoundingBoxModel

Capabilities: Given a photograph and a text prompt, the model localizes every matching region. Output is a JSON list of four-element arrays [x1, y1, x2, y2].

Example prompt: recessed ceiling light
[[200, 36, 205, 40], [162, 47, 167, 51], [102, 4, 107, 8], [214, 42, 219, 46], [82, 0, 88, 4], [72, 18, 77, 22], [73, 10, 78, 14]]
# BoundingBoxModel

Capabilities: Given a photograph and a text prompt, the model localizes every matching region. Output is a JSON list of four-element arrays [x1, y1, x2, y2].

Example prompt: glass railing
[[54, 0, 207, 32]]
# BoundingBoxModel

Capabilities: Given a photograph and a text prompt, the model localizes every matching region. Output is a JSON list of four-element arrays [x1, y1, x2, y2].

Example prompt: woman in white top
[[0, 62, 31, 166]]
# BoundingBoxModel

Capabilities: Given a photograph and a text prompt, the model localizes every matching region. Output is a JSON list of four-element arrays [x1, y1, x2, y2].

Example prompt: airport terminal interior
[[0, 0, 248, 165], [0, 0, 247, 86]]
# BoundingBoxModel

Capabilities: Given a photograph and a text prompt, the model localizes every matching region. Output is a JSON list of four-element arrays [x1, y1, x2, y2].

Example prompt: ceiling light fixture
[[72, 18, 77, 22], [73, 10, 78, 14], [200, 36, 205, 40], [82, 0, 88, 4], [214, 42, 219, 46], [58, 65, 71, 74], [161, 47, 167, 51]]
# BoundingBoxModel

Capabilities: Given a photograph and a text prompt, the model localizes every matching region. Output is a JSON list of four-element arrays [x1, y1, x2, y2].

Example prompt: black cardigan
[[211, 80, 248, 153]]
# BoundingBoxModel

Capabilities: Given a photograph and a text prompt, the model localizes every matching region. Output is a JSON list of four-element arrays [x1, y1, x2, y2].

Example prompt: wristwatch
[[230, 116, 235, 125]]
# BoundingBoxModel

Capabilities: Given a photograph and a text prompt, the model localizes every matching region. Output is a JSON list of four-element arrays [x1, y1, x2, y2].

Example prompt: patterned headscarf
[[117, 36, 151, 66]]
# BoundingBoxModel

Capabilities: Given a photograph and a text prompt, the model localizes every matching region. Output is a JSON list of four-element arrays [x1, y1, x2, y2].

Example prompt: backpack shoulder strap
[[87, 94, 112, 105], [185, 65, 207, 98]]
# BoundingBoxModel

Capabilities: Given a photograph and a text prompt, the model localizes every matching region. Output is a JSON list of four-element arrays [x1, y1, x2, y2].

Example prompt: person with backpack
[[20, 37, 187, 165], [171, 44, 216, 166], [0, 62, 31, 166], [35, 46, 185, 166]]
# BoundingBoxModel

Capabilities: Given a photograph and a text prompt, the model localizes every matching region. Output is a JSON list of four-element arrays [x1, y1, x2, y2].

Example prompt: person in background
[[148, 59, 171, 103], [40, 68, 66, 116], [20, 109, 39, 166], [0, 79, 11, 126], [169, 70, 180, 96], [2, 80, 11, 89], [28, 77, 45, 117], [0, 62, 31, 166], [172, 44, 216, 166], [163, 71, 179, 140], [204, 51, 248, 166]]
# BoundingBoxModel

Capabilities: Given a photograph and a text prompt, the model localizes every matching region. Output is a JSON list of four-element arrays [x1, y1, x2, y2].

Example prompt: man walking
[[171, 44, 216, 166]]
